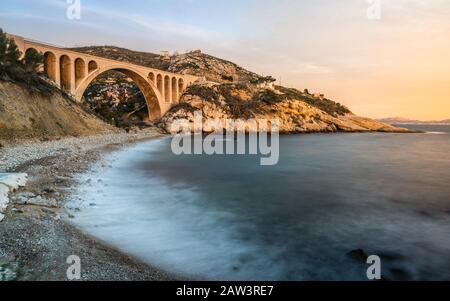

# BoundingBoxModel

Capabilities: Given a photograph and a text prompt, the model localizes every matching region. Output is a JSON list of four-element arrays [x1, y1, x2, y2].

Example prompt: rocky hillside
[[0, 81, 117, 145], [159, 83, 409, 134], [71, 46, 264, 83]]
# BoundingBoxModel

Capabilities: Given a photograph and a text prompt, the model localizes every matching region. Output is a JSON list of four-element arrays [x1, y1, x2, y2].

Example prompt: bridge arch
[[178, 78, 184, 100], [44, 51, 57, 82], [171, 77, 178, 102], [60, 55, 71, 92], [74, 65, 165, 121], [156, 74, 163, 95], [164, 75, 170, 102], [88, 60, 98, 73], [148, 72, 155, 84], [75, 58, 86, 87]]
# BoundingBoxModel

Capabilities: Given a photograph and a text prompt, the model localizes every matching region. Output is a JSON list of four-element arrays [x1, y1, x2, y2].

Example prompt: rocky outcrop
[[166, 51, 262, 83], [159, 84, 410, 134]]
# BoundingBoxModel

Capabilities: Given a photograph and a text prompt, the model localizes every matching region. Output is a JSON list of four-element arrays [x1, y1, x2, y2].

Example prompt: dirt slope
[[0, 81, 117, 145]]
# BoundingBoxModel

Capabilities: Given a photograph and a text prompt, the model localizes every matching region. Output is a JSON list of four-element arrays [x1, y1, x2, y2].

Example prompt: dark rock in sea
[[378, 251, 404, 262], [347, 249, 368, 263], [389, 268, 412, 281]]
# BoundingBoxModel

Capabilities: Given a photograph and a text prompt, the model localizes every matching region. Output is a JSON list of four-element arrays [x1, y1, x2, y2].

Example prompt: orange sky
[[1, 0, 449, 120]]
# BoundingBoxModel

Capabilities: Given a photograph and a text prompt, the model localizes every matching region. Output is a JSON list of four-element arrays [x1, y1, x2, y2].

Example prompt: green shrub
[[253, 89, 283, 104], [184, 85, 220, 103], [221, 75, 233, 82]]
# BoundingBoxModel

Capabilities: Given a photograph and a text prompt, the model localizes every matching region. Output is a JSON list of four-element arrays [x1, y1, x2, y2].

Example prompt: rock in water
[[347, 249, 369, 263]]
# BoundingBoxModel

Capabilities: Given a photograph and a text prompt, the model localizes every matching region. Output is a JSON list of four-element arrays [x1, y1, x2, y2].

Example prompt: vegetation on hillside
[[275, 86, 351, 116], [180, 83, 351, 118], [0, 28, 52, 95]]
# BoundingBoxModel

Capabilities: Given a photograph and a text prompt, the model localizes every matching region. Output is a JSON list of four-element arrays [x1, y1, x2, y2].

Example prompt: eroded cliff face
[[0, 81, 117, 145], [158, 84, 409, 134]]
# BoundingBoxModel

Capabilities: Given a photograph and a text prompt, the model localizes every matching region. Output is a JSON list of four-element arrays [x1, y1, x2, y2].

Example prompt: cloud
[[131, 16, 213, 40], [72, 3, 215, 40]]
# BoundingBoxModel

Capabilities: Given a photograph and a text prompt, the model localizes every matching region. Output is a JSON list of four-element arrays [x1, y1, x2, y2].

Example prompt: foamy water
[[68, 129, 450, 280]]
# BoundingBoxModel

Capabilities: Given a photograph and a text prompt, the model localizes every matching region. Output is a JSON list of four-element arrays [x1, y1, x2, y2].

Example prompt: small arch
[[148, 72, 155, 84], [60, 55, 71, 92], [178, 78, 185, 100], [157, 74, 163, 94], [44, 51, 56, 82], [24, 48, 43, 72], [164, 75, 170, 103], [88, 60, 98, 73], [75, 58, 86, 87], [171, 77, 177, 102]]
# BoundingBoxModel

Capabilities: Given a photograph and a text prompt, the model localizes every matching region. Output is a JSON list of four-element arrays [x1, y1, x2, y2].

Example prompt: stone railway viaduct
[[8, 34, 199, 120]]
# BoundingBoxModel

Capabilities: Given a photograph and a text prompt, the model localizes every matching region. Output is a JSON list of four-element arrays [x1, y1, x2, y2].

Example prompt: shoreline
[[0, 128, 428, 281], [0, 128, 176, 281]]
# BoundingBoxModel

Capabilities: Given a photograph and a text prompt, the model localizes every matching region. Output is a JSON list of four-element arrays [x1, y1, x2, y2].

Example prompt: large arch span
[[75, 65, 165, 121], [7, 34, 199, 120]]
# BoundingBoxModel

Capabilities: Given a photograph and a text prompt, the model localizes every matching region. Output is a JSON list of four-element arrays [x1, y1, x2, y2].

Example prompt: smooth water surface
[[70, 127, 450, 280]]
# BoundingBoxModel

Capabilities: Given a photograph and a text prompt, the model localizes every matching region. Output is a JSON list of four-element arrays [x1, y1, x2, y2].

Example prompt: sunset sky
[[1, 0, 449, 120]]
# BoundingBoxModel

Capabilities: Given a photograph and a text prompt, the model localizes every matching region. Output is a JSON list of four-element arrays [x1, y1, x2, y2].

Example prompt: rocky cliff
[[159, 83, 409, 134]]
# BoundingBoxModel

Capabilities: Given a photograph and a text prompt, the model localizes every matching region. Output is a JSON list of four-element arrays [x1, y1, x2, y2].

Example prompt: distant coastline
[[379, 118, 450, 125]]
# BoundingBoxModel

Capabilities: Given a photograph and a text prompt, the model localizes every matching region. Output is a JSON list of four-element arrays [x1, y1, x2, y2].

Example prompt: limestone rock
[[159, 84, 410, 134]]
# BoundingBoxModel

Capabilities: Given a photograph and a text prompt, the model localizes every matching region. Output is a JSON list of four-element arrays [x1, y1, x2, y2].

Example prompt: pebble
[[11, 208, 23, 213]]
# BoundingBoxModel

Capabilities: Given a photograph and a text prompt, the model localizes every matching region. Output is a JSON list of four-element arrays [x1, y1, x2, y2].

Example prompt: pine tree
[[6, 37, 21, 64], [23, 48, 43, 71], [0, 29, 8, 73], [0, 28, 21, 76]]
